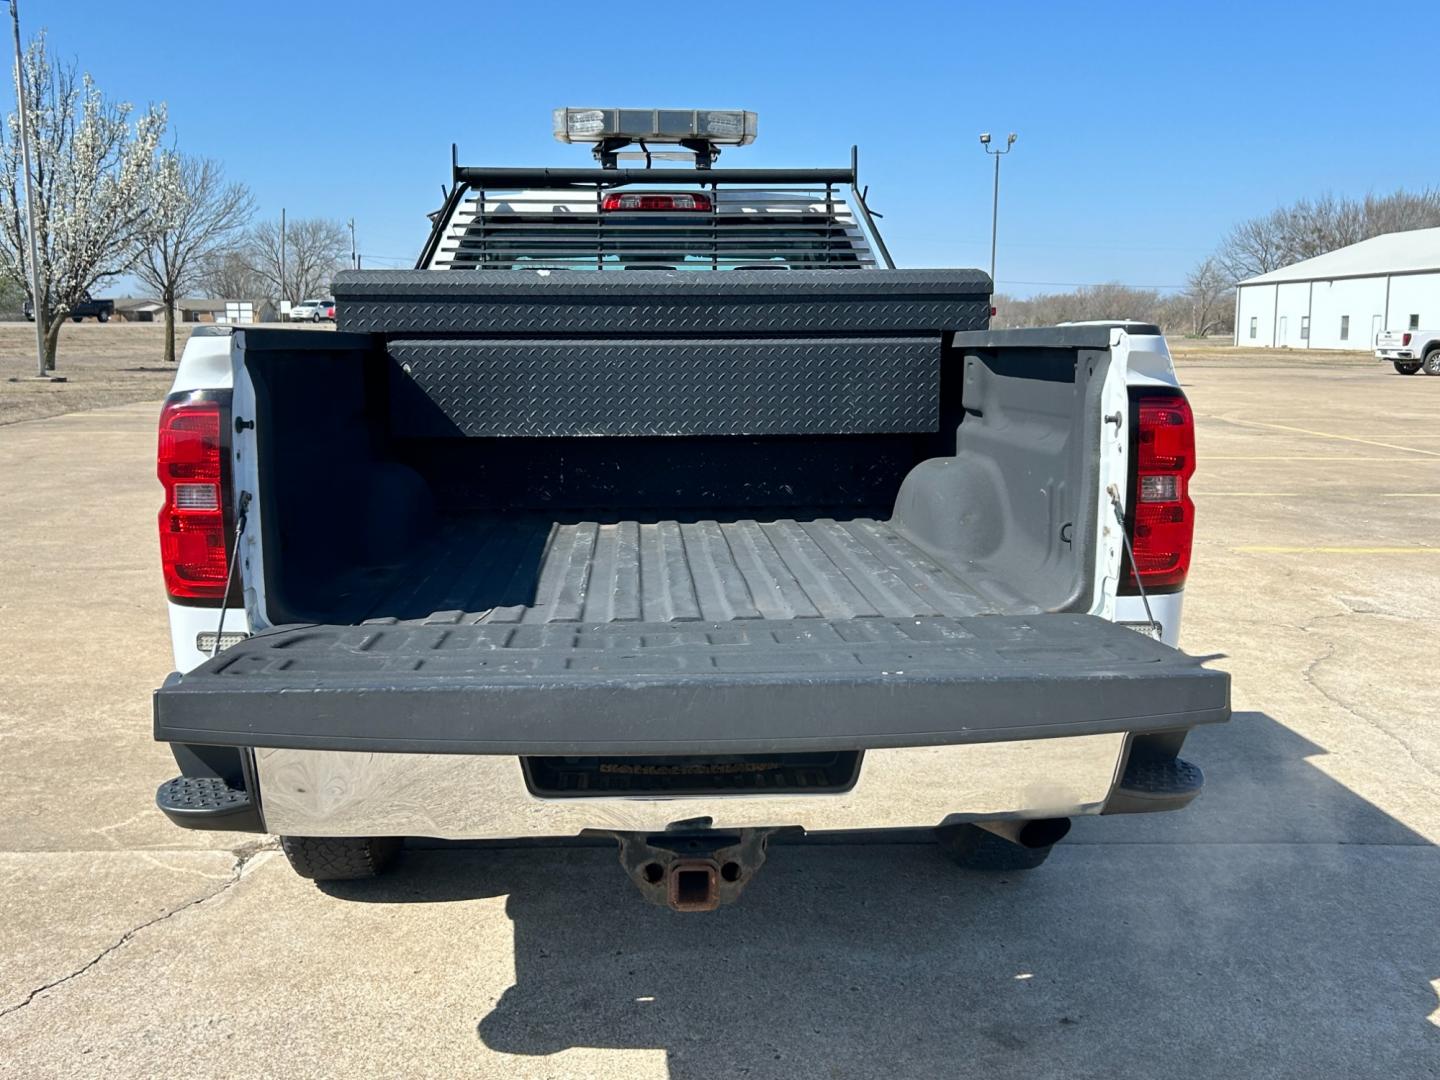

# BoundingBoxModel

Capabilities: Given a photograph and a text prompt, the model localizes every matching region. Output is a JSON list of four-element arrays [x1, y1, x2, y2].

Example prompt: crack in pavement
[[0, 839, 277, 1021], [1297, 618, 1440, 783]]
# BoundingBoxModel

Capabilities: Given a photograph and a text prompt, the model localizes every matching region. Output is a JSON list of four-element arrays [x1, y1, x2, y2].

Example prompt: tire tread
[[280, 835, 400, 880]]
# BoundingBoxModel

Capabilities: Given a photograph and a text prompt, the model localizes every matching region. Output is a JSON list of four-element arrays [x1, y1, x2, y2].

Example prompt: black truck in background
[[24, 293, 114, 322]]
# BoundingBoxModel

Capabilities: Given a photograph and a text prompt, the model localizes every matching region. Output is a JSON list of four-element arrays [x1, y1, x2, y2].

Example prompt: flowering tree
[[135, 155, 254, 364], [0, 34, 173, 370]]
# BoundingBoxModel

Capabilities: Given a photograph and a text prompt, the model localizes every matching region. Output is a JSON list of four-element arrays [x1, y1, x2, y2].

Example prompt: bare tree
[[1217, 186, 1440, 284], [1216, 211, 1291, 283], [1181, 256, 1234, 336], [245, 216, 347, 304], [0, 34, 171, 370], [135, 155, 254, 363], [1362, 187, 1440, 236], [1282, 193, 1365, 261], [993, 283, 1179, 330], [197, 248, 267, 302]]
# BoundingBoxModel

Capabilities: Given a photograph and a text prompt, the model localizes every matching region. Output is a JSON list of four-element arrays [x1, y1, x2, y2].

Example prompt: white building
[[1234, 226, 1440, 349]]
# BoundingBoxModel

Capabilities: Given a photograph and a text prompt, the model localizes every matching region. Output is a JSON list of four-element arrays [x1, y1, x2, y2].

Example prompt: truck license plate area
[[522, 752, 862, 797]]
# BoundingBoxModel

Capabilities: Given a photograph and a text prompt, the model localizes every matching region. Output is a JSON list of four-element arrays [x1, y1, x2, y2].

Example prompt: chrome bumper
[[255, 733, 1128, 839]]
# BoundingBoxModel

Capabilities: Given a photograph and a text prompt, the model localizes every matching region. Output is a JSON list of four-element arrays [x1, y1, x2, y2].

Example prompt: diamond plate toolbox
[[387, 337, 939, 437], [332, 268, 992, 337]]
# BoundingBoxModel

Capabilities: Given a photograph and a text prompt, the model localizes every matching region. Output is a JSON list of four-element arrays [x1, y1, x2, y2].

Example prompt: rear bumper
[[253, 734, 1131, 839], [1378, 350, 1415, 360]]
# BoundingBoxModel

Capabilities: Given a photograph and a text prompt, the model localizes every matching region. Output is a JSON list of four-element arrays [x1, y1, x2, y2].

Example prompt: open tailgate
[[155, 614, 1229, 755]]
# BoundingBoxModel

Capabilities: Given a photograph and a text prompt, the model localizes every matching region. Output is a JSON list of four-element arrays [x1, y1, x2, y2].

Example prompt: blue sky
[[22, 0, 1440, 295]]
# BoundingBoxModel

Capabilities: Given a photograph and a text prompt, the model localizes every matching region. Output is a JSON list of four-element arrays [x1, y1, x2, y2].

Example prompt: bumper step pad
[[155, 775, 259, 831], [1106, 755, 1205, 814]]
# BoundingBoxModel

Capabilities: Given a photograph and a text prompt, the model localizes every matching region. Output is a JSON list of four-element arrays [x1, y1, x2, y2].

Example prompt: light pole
[[979, 131, 1017, 286], [348, 217, 357, 270], [279, 207, 287, 304]]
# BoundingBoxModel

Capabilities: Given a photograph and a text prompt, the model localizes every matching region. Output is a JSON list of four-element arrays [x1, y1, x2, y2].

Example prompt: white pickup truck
[[150, 110, 1229, 910], [1376, 328, 1440, 375]]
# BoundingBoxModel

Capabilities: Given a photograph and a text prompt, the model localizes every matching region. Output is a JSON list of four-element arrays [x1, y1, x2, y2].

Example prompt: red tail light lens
[[602, 192, 713, 212], [1123, 391, 1195, 592], [158, 398, 228, 599], [1403, 332, 1412, 346]]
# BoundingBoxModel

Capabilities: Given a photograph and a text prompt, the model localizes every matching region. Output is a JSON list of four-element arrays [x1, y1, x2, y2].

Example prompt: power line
[[997, 278, 1188, 291]]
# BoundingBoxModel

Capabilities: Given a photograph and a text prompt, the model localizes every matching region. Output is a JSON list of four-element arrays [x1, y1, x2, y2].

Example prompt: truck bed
[[351, 513, 1029, 626]]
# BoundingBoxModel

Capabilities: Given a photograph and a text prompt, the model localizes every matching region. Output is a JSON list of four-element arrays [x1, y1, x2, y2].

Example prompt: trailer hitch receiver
[[606, 825, 786, 912]]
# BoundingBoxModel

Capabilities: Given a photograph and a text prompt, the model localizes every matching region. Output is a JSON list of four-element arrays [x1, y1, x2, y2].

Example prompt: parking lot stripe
[[1234, 546, 1439, 554], [1200, 491, 1440, 498], [1221, 418, 1440, 458]]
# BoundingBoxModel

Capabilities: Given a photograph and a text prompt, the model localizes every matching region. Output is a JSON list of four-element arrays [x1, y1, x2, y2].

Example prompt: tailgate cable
[[210, 491, 252, 658], [1106, 484, 1156, 631]]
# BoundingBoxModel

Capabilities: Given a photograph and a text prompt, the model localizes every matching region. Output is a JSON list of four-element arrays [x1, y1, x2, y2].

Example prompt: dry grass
[[1167, 336, 1376, 368], [0, 322, 192, 426], [0, 321, 330, 426]]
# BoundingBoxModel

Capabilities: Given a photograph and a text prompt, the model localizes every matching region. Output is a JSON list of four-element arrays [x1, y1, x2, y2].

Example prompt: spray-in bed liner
[[355, 513, 1031, 625]]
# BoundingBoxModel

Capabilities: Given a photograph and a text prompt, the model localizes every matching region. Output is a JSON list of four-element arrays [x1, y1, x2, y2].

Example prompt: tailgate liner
[[155, 614, 1229, 755]]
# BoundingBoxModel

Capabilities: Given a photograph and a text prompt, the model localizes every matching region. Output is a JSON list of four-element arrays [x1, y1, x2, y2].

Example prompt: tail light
[[1403, 333, 1412, 346], [158, 396, 229, 600], [602, 192, 712, 212], [1121, 390, 1195, 593]]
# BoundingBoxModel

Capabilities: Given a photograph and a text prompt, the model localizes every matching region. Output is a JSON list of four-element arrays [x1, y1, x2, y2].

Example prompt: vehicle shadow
[[322, 711, 1440, 1078]]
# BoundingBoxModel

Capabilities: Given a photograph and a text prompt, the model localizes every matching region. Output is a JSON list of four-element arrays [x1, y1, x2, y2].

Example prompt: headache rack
[[419, 147, 894, 272]]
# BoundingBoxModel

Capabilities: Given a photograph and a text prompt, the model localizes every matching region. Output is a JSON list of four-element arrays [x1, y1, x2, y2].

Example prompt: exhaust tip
[[1015, 817, 1071, 849], [668, 861, 720, 912], [973, 817, 1072, 849]]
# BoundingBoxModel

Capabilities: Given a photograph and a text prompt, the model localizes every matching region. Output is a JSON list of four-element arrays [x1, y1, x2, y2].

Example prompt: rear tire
[[935, 823, 1057, 872], [280, 835, 400, 881], [1394, 361, 1422, 375], [1423, 350, 1440, 376], [97, 310, 110, 323]]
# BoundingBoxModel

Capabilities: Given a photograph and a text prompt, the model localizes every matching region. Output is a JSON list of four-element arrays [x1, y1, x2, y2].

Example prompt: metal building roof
[[1238, 226, 1440, 286]]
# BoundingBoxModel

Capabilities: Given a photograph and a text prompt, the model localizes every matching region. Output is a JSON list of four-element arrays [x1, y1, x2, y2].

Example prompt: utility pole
[[979, 132, 1017, 286], [10, 1, 47, 377], [347, 217, 357, 270], [279, 206, 287, 306]]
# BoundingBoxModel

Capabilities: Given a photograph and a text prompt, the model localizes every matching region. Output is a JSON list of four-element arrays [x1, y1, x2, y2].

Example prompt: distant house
[[111, 297, 280, 324], [178, 298, 281, 324], [112, 297, 164, 322]]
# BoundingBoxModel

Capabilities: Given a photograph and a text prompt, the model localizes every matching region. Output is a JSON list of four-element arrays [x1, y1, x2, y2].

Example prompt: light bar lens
[[553, 108, 758, 146]]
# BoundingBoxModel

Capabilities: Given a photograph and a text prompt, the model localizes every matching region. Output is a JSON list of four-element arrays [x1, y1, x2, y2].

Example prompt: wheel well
[[1424, 340, 1440, 356]]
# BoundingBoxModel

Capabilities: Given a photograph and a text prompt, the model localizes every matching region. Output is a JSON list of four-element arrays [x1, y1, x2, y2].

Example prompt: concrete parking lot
[[1, 344, 1437, 1078]]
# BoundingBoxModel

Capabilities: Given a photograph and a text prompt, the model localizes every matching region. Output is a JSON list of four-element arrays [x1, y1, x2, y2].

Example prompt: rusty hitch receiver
[[606, 825, 790, 912]]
